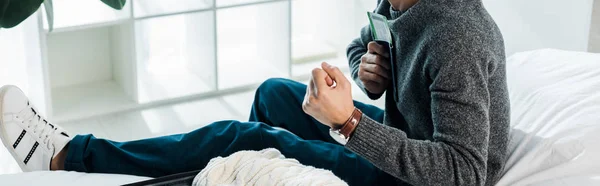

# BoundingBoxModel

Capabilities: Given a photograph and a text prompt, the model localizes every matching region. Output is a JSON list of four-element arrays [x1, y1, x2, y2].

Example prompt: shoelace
[[17, 104, 56, 150]]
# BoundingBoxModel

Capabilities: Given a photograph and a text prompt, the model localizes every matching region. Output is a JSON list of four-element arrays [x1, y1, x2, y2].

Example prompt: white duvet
[[498, 49, 600, 185]]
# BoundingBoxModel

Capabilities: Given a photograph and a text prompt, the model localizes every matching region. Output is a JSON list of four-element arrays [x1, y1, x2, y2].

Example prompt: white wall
[[483, 0, 595, 56], [0, 13, 45, 175], [0, 13, 47, 112]]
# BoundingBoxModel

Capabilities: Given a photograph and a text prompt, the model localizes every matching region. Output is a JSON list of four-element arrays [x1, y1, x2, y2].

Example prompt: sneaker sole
[[0, 85, 32, 172]]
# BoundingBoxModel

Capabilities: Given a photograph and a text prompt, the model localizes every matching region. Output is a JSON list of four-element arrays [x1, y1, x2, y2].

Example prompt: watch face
[[329, 130, 347, 145]]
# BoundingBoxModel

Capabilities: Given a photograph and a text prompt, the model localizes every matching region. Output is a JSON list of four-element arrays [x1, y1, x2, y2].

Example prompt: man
[[0, 0, 509, 185]]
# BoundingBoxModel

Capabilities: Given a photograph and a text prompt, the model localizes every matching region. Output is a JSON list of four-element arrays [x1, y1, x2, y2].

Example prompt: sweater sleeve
[[346, 48, 493, 186], [346, 1, 385, 100]]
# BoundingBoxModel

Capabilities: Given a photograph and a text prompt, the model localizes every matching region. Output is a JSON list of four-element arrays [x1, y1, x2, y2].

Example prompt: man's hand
[[359, 41, 391, 94], [303, 62, 355, 128]]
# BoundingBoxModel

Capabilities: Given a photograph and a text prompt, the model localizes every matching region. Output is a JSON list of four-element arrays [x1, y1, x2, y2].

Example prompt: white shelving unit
[[21, 0, 376, 123]]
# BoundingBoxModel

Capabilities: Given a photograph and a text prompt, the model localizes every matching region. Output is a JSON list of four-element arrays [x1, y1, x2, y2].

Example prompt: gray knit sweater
[[345, 0, 510, 185]]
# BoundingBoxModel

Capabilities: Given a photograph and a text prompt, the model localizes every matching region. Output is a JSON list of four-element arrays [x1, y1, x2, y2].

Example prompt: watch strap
[[338, 108, 362, 139]]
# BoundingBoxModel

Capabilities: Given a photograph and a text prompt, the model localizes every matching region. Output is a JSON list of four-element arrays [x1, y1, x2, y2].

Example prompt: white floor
[[0, 76, 385, 175]]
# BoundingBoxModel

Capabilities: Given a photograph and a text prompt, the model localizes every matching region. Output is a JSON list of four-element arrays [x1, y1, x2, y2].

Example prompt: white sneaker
[[0, 85, 71, 171]]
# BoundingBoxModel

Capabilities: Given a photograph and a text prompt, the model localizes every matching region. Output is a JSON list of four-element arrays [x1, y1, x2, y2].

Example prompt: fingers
[[361, 53, 390, 70], [362, 80, 384, 93], [325, 75, 334, 87], [307, 77, 314, 97], [360, 62, 390, 79], [321, 62, 350, 88], [358, 68, 388, 85], [367, 41, 390, 58], [311, 68, 330, 93], [303, 79, 312, 113]]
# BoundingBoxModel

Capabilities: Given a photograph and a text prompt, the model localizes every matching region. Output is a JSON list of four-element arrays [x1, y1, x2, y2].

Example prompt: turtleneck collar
[[389, 6, 404, 19], [388, 0, 426, 19]]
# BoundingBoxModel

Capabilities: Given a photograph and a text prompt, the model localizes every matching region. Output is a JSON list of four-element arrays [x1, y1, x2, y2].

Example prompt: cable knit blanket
[[192, 148, 348, 186]]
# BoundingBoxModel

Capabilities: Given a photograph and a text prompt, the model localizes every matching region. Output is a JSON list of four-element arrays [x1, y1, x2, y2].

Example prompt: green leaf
[[101, 0, 126, 10], [0, 0, 126, 29], [0, 0, 44, 28]]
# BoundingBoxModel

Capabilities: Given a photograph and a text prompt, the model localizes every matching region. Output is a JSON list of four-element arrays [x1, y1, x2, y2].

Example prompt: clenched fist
[[359, 41, 391, 95], [302, 62, 355, 128]]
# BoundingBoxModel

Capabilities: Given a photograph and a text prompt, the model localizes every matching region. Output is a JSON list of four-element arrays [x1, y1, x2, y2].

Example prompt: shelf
[[51, 81, 137, 121], [133, 0, 213, 18], [136, 65, 215, 104], [46, 23, 136, 120], [290, 36, 354, 80], [217, 0, 277, 8], [219, 59, 288, 89], [217, 1, 290, 89], [292, 37, 338, 64], [42, 0, 131, 31], [47, 26, 116, 88], [135, 11, 216, 103], [292, 53, 349, 78], [291, 37, 345, 77]]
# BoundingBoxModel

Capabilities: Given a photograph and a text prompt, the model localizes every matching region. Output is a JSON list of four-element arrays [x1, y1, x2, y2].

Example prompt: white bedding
[[498, 49, 600, 185], [1, 49, 599, 186], [0, 171, 151, 185]]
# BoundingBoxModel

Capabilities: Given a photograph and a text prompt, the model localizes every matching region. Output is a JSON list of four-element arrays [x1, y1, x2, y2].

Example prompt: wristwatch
[[329, 108, 363, 145]]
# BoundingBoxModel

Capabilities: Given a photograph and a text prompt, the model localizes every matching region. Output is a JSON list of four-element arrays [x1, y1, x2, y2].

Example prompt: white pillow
[[497, 49, 600, 185]]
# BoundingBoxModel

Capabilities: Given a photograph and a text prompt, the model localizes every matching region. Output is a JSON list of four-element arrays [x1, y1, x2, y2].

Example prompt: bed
[[1, 49, 600, 185], [497, 49, 600, 185]]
